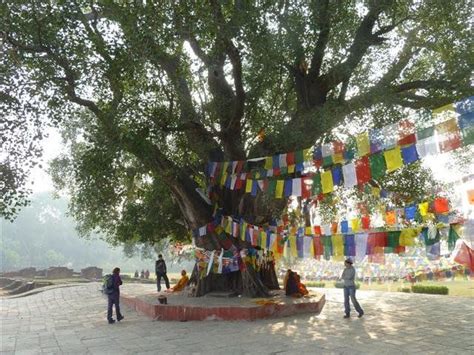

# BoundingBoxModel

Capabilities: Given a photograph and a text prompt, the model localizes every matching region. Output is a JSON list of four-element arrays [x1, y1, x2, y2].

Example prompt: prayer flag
[[355, 233, 368, 263], [303, 236, 312, 258], [284, 179, 292, 197], [387, 231, 401, 248], [381, 123, 398, 149], [418, 202, 429, 216], [455, 96, 474, 115], [332, 234, 344, 257], [385, 210, 396, 225], [405, 205, 416, 220], [399, 228, 418, 246], [295, 150, 304, 164], [369, 128, 384, 153], [401, 144, 419, 165], [356, 132, 370, 156], [302, 178, 312, 198], [322, 155, 333, 168], [292, 178, 302, 197], [398, 119, 416, 145], [289, 235, 298, 257], [321, 143, 333, 157], [264, 156, 272, 170], [361, 215, 370, 230], [287, 164, 295, 174], [458, 112, 474, 145], [245, 179, 253, 193], [344, 234, 356, 256], [434, 197, 449, 214], [448, 224, 461, 251], [251, 180, 258, 196], [286, 152, 295, 166], [313, 236, 324, 256], [341, 220, 349, 234], [416, 126, 438, 158], [342, 162, 357, 188], [333, 140, 345, 154], [369, 153, 386, 180], [355, 156, 371, 185], [296, 235, 304, 258], [312, 174, 322, 195], [321, 170, 334, 193], [275, 180, 284, 198], [322, 235, 333, 260], [332, 165, 343, 186], [267, 180, 276, 196], [433, 103, 454, 114], [384, 147, 403, 172], [333, 153, 345, 164], [351, 218, 360, 232], [279, 153, 287, 168]]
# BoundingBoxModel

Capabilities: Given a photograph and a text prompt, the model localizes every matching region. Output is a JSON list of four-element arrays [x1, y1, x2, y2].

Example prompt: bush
[[411, 285, 449, 295], [398, 287, 411, 293], [334, 281, 360, 289], [305, 281, 325, 288]]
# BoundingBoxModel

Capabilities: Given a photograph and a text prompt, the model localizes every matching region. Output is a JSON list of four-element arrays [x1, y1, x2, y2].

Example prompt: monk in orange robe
[[171, 270, 189, 292]]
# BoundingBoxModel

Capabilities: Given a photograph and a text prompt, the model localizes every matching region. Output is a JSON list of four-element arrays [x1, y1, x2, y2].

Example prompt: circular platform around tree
[[121, 289, 325, 321]]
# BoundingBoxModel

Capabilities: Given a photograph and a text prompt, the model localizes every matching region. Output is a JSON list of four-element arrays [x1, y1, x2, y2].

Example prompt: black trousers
[[107, 293, 122, 321], [156, 273, 170, 291]]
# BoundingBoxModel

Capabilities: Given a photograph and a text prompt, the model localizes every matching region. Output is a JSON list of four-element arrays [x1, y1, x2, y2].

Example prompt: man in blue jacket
[[155, 254, 170, 292], [107, 267, 124, 324]]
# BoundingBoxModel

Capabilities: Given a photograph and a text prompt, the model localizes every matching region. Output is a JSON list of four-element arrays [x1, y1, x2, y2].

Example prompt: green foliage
[[411, 285, 449, 295], [398, 287, 411, 293], [305, 281, 326, 288]]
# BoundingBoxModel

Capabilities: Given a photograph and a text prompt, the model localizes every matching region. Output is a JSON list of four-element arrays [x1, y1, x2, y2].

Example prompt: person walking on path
[[107, 267, 124, 324], [341, 258, 364, 319], [155, 254, 170, 292]]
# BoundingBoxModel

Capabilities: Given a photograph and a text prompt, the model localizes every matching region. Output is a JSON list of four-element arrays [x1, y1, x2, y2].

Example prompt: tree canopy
[[1, 0, 472, 245]]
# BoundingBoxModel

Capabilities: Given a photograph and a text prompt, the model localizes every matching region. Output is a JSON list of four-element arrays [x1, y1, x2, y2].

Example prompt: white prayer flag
[[342, 162, 357, 188]]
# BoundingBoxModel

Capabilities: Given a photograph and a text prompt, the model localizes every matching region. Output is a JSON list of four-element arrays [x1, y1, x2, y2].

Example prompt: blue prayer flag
[[284, 179, 292, 197], [313, 146, 322, 160], [401, 144, 419, 164], [369, 128, 384, 153], [341, 220, 349, 234], [405, 205, 416, 220], [251, 180, 258, 196], [455, 96, 474, 115], [332, 165, 343, 186], [272, 155, 280, 168]]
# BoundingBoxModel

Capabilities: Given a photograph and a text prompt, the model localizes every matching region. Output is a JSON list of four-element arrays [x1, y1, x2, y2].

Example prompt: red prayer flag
[[313, 226, 322, 236], [313, 159, 322, 168], [331, 222, 338, 234], [454, 241, 474, 272], [439, 131, 462, 153], [355, 156, 371, 185], [361, 215, 371, 230], [398, 133, 416, 146], [313, 236, 324, 256], [434, 197, 449, 214], [286, 152, 295, 165], [302, 179, 312, 199], [333, 141, 345, 154]]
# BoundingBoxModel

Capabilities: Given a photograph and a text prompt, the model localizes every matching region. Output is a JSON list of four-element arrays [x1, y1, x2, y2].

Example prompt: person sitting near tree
[[285, 270, 308, 298], [134, 270, 139, 278], [294, 272, 309, 296], [170, 270, 189, 292]]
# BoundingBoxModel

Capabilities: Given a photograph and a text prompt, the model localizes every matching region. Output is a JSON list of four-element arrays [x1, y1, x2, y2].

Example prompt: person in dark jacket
[[341, 258, 364, 318], [107, 267, 124, 324], [155, 254, 170, 292]]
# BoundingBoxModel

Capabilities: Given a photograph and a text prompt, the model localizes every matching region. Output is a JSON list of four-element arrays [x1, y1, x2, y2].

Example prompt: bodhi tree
[[1, 0, 472, 296]]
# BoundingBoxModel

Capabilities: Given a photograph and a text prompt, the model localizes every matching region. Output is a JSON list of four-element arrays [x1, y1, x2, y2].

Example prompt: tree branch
[[308, 0, 331, 79]]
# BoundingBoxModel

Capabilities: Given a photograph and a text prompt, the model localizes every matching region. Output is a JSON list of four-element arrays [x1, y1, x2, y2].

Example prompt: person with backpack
[[104, 267, 124, 324], [155, 254, 170, 292]]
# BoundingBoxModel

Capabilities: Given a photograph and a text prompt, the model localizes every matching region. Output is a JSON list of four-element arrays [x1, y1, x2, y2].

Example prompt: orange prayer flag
[[385, 210, 396, 225], [468, 190, 474, 205], [433, 197, 449, 214]]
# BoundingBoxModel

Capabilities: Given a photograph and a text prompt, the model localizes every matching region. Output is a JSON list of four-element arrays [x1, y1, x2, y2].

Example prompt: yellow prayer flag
[[432, 103, 454, 114], [309, 237, 315, 257], [332, 234, 344, 256], [225, 218, 232, 234], [260, 231, 267, 249], [399, 228, 418, 246], [289, 235, 298, 257], [220, 172, 227, 186], [384, 146, 403, 172], [245, 179, 253, 193], [305, 226, 312, 235], [372, 187, 381, 197], [303, 148, 312, 161], [264, 156, 273, 170], [351, 218, 360, 232], [241, 222, 247, 241], [287, 165, 295, 174], [321, 170, 334, 194], [418, 202, 429, 216], [333, 153, 344, 164], [356, 132, 370, 156], [275, 180, 284, 198], [435, 118, 459, 134], [222, 161, 229, 174]]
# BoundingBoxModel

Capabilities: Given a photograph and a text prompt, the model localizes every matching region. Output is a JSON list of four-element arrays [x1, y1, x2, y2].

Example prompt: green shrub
[[334, 281, 360, 289], [305, 281, 325, 288], [398, 287, 411, 293], [411, 285, 449, 295]]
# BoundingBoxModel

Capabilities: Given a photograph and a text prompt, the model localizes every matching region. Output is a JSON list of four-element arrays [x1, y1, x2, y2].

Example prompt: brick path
[[1, 283, 473, 354]]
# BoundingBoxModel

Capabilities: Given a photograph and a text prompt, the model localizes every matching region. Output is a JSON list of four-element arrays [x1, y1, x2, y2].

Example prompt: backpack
[[103, 274, 114, 294]]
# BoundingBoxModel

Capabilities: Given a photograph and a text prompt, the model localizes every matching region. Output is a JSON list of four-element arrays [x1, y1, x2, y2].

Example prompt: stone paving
[[1, 282, 473, 354]]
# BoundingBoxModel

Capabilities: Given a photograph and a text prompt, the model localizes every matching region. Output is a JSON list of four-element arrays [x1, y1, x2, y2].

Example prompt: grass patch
[[334, 281, 360, 289], [411, 285, 449, 295], [305, 281, 325, 288]]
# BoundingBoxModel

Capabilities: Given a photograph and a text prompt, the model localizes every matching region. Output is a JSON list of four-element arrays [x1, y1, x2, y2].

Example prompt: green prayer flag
[[417, 126, 435, 140], [312, 174, 322, 195], [448, 224, 460, 251], [369, 153, 386, 180], [387, 231, 401, 248], [322, 235, 332, 260], [267, 180, 277, 196], [461, 127, 474, 145], [295, 150, 304, 164], [322, 155, 333, 167], [280, 167, 288, 175]]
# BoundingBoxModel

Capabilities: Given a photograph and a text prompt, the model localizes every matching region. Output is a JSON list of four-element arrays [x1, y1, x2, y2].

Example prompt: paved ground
[[1, 283, 473, 354]]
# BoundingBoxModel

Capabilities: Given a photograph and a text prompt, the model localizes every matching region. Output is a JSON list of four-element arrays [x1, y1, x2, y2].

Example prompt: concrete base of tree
[[121, 289, 325, 321]]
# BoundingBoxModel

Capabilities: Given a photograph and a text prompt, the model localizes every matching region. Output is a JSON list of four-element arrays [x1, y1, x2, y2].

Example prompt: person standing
[[341, 258, 364, 319], [155, 254, 170, 292], [107, 267, 124, 324]]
